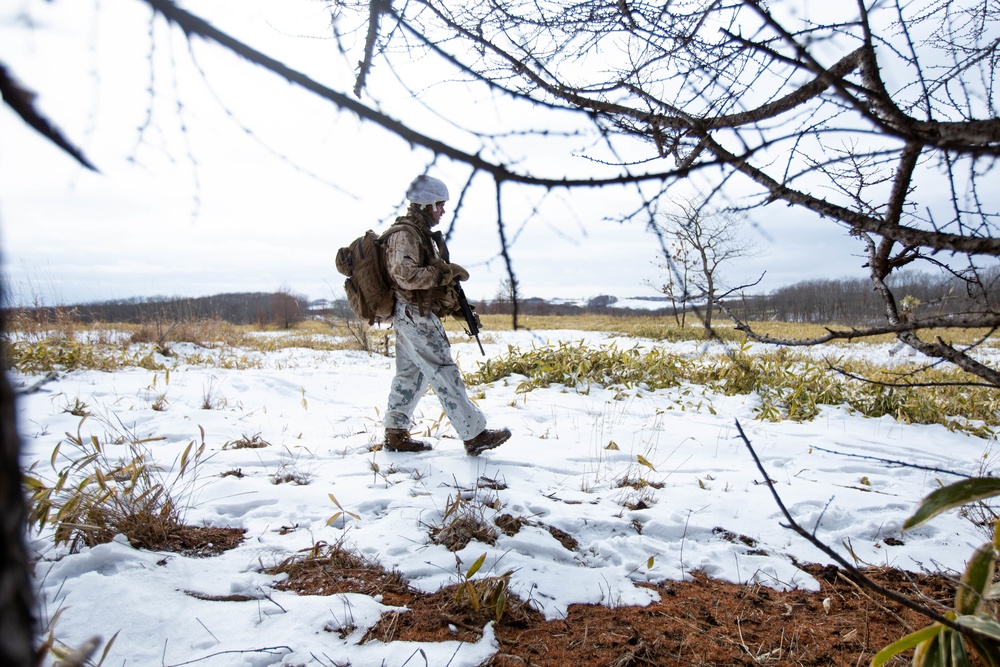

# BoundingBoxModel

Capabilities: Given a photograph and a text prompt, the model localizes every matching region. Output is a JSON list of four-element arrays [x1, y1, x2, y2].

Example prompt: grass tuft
[[23, 420, 209, 552], [430, 495, 498, 552]]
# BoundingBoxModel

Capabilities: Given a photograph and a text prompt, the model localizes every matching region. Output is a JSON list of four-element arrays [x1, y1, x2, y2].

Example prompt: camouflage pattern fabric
[[383, 301, 487, 440], [383, 209, 460, 317]]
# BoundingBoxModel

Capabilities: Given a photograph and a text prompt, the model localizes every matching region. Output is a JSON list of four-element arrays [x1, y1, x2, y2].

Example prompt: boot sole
[[385, 445, 433, 453], [465, 432, 511, 456]]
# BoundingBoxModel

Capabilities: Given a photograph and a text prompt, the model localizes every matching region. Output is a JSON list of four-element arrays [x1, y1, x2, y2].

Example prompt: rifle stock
[[455, 283, 485, 355]]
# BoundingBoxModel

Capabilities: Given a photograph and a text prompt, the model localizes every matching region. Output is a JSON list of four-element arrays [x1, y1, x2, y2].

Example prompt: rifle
[[455, 283, 485, 355]]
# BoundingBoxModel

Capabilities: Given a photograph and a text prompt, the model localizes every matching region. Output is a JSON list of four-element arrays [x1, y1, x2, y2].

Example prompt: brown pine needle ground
[[272, 548, 955, 667]]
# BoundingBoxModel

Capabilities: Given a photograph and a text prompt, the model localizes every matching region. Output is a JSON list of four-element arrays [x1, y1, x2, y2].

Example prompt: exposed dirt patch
[[268, 540, 413, 599], [275, 551, 958, 666], [165, 525, 246, 557], [495, 513, 528, 536], [494, 512, 579, 551]]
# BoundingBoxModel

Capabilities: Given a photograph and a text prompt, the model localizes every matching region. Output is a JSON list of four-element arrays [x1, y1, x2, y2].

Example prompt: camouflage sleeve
[[384, 228, 443, 290]]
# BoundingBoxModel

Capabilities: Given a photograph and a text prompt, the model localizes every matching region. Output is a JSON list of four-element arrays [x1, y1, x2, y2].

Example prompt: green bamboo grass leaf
[[987, 582, 1000, 600], [956, 615, 1000, 642], [494, 590, 507, 623], [23, 475, 45, 491], [949, 627, 969, 666], [968, 636, 1000, 667], [466, 552, 487, 579], [904, 478, 1000, 530], [637, 455, 656, 471], [468, 582, 481, 611], [911, 629, 943, 667], [956, 543, 997, 616], [871, 624, 942, 667]]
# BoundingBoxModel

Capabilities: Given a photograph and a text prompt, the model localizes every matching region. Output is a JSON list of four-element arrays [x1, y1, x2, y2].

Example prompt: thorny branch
[[0, 64, 96, 171], [133, 1, 1000, 383]]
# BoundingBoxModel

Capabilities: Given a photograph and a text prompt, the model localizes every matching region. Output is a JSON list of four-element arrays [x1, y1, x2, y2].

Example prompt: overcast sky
[[0, 0, 871, 307]]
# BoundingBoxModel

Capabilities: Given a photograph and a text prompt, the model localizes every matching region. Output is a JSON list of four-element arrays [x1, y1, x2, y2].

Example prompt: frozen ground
[[12, 329, 992, 666]]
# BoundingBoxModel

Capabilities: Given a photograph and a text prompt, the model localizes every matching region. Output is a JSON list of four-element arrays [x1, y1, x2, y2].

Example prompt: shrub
[[23, 419, 206, 552]]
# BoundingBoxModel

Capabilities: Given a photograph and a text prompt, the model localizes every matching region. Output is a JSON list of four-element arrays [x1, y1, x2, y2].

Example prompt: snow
[[13, 329, 992, 666]]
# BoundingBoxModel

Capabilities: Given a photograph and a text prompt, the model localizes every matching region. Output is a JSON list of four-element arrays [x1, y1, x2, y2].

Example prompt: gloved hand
[[437, 264, 455, 286], [449, 263, 470, 282]]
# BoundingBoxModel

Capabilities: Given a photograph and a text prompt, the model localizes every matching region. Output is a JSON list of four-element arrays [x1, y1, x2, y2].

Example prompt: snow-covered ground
[[12, 329, 993, 666]]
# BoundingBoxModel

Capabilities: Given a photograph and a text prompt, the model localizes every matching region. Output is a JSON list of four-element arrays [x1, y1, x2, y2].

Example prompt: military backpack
[[335, 221, 432, 325]]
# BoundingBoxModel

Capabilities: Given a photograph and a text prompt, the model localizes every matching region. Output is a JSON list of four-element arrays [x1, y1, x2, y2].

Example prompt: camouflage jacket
[[383, 207, 460, 317]]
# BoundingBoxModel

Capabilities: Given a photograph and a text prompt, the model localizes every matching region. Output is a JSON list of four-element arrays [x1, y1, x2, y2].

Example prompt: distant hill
[[13, 268, 994, 328]]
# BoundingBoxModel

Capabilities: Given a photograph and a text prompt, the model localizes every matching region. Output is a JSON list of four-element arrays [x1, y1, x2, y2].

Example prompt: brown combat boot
[[464, 427, 511, 456], [384, 428, 432, 452]]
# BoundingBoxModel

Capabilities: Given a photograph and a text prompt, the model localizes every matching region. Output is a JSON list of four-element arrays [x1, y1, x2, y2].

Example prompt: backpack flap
[[336, 230, 396, 325], [335, 244, 354, 277]]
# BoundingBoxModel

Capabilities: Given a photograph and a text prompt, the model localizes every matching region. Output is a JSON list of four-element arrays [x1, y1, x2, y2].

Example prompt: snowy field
[[12, 329, 993, 666]]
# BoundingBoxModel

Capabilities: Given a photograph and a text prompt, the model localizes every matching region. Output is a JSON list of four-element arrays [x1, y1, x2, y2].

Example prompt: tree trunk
[[0, 306, 36, 666]]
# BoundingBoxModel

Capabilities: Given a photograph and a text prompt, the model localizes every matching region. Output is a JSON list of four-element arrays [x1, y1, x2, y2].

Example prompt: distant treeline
[[23, 291, 310, 328], [726, 269, 999, 325], [10, 268, 997, 328], [480, 269, 999, 326]]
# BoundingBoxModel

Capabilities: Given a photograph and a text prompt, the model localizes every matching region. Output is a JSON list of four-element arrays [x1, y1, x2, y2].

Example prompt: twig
[[809, 445, 972, 479], [19, 370, 59, 394], [163, 646, 292, 666], [835, 571, 913, 632], [403, 647, 430, 667], [826, 363, 994, 389], [195, 617, 219, 644]]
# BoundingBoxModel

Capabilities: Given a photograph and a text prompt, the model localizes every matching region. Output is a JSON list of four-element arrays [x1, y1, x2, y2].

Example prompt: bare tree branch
[[0, 63, 97, 172], [138, 0, 1000, 384]]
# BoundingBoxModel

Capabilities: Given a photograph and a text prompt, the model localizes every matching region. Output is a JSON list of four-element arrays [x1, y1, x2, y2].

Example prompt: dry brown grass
[[429, 495, 499, 552], [470, 313, 1000, 348]]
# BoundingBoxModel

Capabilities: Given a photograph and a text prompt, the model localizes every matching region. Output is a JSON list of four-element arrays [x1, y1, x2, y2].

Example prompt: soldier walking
[[382, 175, 511, 455]]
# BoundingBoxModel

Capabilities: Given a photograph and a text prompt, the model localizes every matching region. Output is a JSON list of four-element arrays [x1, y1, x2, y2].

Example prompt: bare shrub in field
[[222, 433, 270, 450], [128, 318, 249, 349], [320, 314, 393, 356], [23, 419, 208, 552]]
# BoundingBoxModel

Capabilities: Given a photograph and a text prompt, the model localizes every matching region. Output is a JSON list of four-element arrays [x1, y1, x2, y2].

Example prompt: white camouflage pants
[[383, 301, 487, 440]]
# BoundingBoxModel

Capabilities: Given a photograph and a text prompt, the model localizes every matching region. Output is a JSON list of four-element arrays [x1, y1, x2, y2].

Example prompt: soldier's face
[[431, 202, 446, 223]]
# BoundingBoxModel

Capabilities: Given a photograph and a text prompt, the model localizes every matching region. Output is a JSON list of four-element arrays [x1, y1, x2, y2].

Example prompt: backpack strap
[[382, 219, 447, 262], [382, 218, 451, 316]]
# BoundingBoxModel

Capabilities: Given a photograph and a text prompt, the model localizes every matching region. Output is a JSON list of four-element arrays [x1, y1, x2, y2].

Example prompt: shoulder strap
[[381, 218, 436, 254]]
